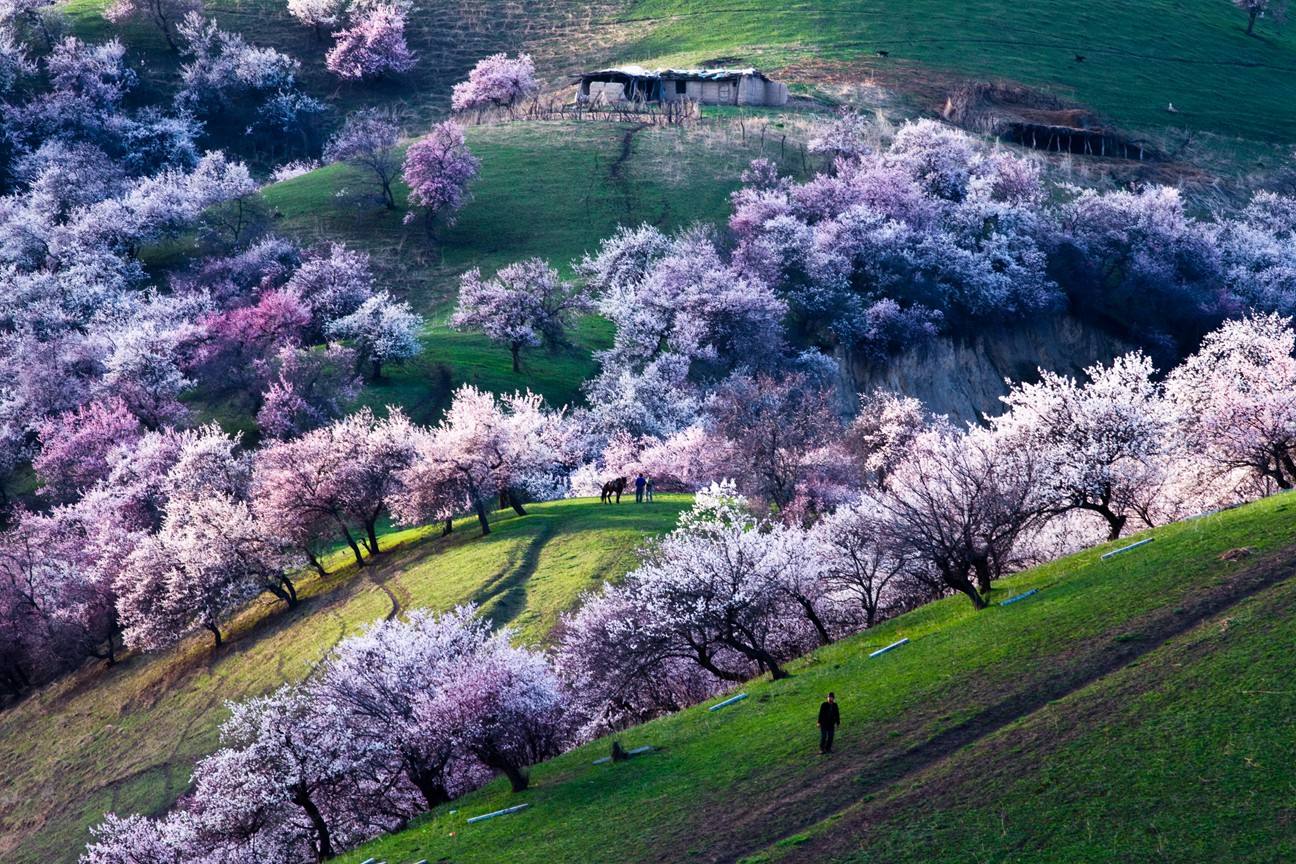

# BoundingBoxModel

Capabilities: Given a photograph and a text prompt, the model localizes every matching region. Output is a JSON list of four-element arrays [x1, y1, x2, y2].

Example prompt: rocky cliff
[[838, 315, 1131, 423]]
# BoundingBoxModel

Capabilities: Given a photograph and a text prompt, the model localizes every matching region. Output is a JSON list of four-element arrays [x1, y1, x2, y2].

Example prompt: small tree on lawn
[[876, 426, 1042, 609], [287, 0, 346, 39], [104, 0, 200, 50], [401, 120, 479, 237], [450, 258, 593, 372], [323, 108, 401, 210], [451, 53, 539, 117], [324, 3, 414, 81], [325, 291, 422, 380]]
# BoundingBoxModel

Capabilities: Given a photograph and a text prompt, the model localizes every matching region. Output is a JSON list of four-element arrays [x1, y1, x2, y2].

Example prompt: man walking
[[634, 473, 646, 503], [817, 692, 840, 754]]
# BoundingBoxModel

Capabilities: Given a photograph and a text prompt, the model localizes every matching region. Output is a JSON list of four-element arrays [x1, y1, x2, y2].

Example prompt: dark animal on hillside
[[600, 477, 627, 504]]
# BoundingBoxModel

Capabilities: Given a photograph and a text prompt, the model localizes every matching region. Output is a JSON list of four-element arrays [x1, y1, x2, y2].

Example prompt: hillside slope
[[615, 0, 1296, 146], [339, 492, 1296, 864], [180, 116, 806, 431], [0, 496, 690, 864]]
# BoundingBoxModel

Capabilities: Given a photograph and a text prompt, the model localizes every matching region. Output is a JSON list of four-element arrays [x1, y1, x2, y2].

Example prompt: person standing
[[817, 692, 840, 754], [645, 475, 654, 502], [634, 473, 646, 503]]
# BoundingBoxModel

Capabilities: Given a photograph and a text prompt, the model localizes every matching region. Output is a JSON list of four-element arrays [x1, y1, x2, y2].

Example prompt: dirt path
[[685, 546, 1296, 864], [609, 123, 649, 219]]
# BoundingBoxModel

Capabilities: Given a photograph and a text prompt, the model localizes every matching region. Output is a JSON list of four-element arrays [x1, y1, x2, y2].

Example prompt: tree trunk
[[739, 643, 788, 680], [370, 357, 383, 380], [490, 759, 530, 792], [335, 520, 367, 567], [442, 516, 454, 536], [411, 772, 451, 809], [292, 787, 334, 862], [304, 549, 328, 578], [382, 179, 395, 209], [502, 489, 527, 516], [946, 571, 987, 610], [1248, 9, 1258, 34], [511, 343, 521, 372], [206, 623, 223, 649], [473, 496, 492, 535], [971, 558, 993, 595], [363, 517, 381, 557], [797, 597, 833, 646], [278, 574, 299, 607], [1103, 510, 1127, 542]]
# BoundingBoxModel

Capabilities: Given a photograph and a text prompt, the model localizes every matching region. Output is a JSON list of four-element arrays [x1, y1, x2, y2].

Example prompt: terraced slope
[[339, 492, 1296, 864], [0, 495, 690, 864]]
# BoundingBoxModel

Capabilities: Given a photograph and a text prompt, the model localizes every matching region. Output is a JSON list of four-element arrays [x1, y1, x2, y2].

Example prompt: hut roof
[[578, 66, 770, 81]]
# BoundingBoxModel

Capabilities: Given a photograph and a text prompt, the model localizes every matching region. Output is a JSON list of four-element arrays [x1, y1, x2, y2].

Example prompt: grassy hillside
[[60, 0, 625, 123], [253, 117, 806, 423], [0, 495, 691, 864], [616, 0, 1296, 146], [339, 492, 1296, 864]]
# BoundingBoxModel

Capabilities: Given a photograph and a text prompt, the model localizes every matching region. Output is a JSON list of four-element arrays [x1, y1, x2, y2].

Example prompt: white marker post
[[466, 803, 529, 824], [707, 693, 748, 712], [1100, 537, 1154, 560], [869, 638, 909, 658], [999, 588, 1038, 606]]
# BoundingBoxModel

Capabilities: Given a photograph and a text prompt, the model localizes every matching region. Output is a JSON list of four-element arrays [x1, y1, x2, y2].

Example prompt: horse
[[600, 477, 627, 504]]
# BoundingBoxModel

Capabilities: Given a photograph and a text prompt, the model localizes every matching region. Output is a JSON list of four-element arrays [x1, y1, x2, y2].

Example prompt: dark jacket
[[818, 701, 840, 727]]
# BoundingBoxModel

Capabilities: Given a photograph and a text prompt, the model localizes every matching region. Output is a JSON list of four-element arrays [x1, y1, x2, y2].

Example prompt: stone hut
[[576, 66, 788, 106]]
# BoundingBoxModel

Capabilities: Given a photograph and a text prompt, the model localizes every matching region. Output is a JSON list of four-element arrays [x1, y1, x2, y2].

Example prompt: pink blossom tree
[[253, 409, 415, 569], [990, 352, 1173, 540], [417, 631, 568, 792], [311, 606, 491, 807], [287, 0, 346, 38], [115, 492, 290, 650], [811, 499, 926, 628], [872, 426, 1042, 609], [199, 286, 312, 391], [390, 386, 569, 536], [842, 389, 928, 488], [82, 812, 193, 864], [284, 242, 375, 335], [1165, 313, 1296, 490], [256, 343, 361, 439], [103, 0, 199, 50], [401, 120, 479, 235], [608, 486, 820, 682], [705, 372, 845, 516], [325, 4, 415, 81], [323, 108, 402, 210], [451, 53, 539, 116], [324, 291, 422, 379], [33, 396, 142, 502], [807, 108, 873, 163], [451, 258, 593, 372], [188, 685, 379, 862], [556, 584, 724, 738]]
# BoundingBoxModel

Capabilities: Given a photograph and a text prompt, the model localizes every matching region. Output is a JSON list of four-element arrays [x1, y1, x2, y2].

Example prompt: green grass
[[254, 118, 804, 421], [0, 495, 690, 864], [617, 0, 1296, 145], [791, 578, 1296, 863], [336, 492, 1296, 864]]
